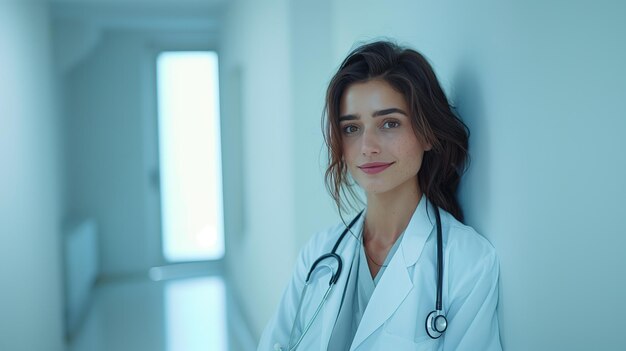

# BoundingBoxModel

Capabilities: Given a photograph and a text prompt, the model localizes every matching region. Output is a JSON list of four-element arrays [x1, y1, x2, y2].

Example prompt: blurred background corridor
[[1, 0, 625, 350]]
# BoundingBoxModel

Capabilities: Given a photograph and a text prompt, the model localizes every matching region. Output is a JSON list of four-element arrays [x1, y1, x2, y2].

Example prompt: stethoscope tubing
[[304, 210, 364, 285], [288, 282, 335, 350], [289, 211, 362, 350], [435, 205, 443, 311]]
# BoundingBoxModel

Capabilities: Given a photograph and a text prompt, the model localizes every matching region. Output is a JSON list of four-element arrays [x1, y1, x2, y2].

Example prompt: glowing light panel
[[157, 51, 224, 262]]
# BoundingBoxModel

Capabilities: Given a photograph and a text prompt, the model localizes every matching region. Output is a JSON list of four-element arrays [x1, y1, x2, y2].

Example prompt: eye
[[382, 120, 400, 129], [342, 124, 359, 135]]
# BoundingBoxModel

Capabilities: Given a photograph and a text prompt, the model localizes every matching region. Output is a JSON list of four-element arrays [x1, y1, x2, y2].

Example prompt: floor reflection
[[69, 273, 234, 351], [165, 277, 227, 350]]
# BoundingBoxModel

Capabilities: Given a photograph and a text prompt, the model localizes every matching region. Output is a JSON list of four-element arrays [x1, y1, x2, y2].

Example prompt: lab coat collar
[[349, 195, 436, 350], [401, 195, 437, 267]]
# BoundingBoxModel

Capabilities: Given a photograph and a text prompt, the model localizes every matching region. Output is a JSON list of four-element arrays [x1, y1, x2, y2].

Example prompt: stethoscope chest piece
[[425, 310, 448, 339]]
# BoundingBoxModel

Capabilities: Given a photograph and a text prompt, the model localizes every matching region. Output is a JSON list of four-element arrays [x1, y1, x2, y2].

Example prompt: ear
[[421, 136, 433, 151]]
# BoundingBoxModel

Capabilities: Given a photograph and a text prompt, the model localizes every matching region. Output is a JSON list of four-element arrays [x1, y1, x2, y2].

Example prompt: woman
[[258, 40, 502, 350]]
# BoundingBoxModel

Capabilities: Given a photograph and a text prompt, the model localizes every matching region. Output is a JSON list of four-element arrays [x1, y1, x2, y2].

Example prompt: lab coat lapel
[[349, 242, 412, 350], [349, 197, 436, 350], [320, 214, 364, 349]]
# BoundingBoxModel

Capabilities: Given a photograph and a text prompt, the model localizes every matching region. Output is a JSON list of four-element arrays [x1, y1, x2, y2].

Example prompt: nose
[[360, 128, 380, 156]]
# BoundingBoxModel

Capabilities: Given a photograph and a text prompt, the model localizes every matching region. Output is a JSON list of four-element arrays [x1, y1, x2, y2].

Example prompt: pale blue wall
[[63, 30, 156, 276], [219, 0, 298, 335], [0, 1, 65, 350], [290, 0, 338, 250]]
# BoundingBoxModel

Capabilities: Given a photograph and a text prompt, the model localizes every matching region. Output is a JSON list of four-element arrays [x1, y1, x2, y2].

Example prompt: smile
[[358, 162, 394, 175]]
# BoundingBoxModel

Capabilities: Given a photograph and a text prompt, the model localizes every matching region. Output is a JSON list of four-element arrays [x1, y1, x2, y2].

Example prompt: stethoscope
[[283, 205, 447, 350]]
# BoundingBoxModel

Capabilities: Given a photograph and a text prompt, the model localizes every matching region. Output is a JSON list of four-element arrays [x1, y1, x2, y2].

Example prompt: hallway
[[4, 1, 626, 350]]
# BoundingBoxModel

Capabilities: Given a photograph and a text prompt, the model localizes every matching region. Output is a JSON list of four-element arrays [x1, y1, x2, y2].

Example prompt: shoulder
[[443, 210, 498, 265], [442, 211, 499, 295], [297, 220, 350, 265]]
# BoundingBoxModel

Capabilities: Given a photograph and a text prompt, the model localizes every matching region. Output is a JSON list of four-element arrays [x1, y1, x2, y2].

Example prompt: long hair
[[322, 40, 469, 222]]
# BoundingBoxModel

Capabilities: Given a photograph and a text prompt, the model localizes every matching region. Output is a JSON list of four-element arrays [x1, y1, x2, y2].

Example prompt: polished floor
[[68, 268, 255, 351]]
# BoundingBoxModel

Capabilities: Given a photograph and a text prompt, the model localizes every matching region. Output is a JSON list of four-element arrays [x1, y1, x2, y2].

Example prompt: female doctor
[[258, 41, 502, 350]]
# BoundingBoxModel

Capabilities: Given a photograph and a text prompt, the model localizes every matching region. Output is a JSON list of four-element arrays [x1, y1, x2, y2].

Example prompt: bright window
[[156, 51, 224, 262]]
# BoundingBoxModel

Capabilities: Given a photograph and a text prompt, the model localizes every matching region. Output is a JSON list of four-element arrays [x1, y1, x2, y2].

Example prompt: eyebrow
[[339, 108, 408, 122]]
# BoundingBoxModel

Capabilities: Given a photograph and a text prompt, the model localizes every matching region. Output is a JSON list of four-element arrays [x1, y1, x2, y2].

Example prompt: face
[[339, 79, 431, 197]]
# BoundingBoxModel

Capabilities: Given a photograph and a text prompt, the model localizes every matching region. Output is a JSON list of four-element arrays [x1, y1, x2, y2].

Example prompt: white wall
[[219, 0, 297, 336], [289, 0, 341, 250], [0, 1, 65, 350], [224, 0, 626, 349], [62, 30, 156, 276]]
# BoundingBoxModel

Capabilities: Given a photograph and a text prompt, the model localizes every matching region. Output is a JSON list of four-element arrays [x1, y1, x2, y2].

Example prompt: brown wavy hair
[[322, 40, 469, 222]]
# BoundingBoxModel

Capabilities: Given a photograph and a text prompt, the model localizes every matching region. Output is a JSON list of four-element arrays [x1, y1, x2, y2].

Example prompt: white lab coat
[[258, 197, 502, 350]]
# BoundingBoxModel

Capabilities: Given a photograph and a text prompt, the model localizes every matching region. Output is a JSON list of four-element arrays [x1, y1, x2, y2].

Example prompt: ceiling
[[49, 0, 227, 32]]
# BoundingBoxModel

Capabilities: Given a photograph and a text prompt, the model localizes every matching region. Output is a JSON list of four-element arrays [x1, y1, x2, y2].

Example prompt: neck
[[363, 184, 423, 247]]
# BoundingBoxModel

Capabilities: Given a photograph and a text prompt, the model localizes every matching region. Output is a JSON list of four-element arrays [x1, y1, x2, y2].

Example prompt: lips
[[358, 162, 394, 175]]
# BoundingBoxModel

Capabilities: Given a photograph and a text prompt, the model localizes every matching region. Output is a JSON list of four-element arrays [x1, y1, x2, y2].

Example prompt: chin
[[358, 182, 396, 196], [357, 176, 419, 198]]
